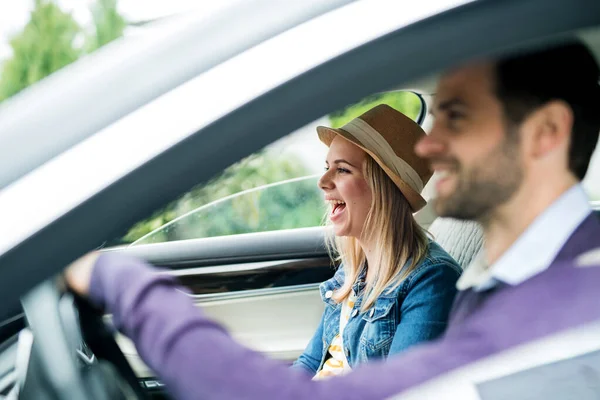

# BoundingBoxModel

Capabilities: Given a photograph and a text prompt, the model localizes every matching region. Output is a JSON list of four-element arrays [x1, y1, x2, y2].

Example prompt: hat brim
[[317, 125, 427, 212]]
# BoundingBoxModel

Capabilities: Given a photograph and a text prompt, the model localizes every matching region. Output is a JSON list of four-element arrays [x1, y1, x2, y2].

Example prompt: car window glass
[[112, 91, 423, 247]]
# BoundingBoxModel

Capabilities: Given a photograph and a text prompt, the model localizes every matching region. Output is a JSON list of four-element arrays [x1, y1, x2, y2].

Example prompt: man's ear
[[527, 100, 573, 158]]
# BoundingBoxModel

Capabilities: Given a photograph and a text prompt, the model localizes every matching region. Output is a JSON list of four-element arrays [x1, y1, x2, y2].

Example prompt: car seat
[[428, 217, 484, 270]]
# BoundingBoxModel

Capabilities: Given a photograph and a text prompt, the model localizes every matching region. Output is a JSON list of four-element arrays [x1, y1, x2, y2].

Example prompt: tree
[[0, 0, 81, 101], [328, 91, 422, 128], [87, 0, 126, 51], [119, 151, 324, 245], [0, 0, 127, 102]]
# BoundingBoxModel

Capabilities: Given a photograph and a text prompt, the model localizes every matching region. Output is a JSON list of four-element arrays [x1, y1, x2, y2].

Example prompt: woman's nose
[[318, 170, 334, 191]]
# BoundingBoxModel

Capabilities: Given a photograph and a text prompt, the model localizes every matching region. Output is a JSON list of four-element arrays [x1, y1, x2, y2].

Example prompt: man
[[415, 41, 600, 319], [66, 41, 600, 399]]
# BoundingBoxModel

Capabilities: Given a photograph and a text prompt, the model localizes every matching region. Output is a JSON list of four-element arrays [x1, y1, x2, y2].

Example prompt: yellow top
[[313, 291, 358, 380]]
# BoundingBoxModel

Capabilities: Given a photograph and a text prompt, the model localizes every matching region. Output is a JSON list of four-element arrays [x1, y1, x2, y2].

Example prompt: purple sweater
[[91, 215, 600, 400]]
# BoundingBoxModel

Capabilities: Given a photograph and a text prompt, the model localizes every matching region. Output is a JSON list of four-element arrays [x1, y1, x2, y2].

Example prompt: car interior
[[103, 82, 599, 396], [107, 208, 487, 382], [0, 0, 599, 399]]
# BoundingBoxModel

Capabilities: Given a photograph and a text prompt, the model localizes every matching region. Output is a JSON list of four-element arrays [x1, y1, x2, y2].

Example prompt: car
[[0, 0, 599, 398]]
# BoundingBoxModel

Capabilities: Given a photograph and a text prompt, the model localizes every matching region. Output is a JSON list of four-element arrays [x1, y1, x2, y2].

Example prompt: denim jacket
[[293, 241, 461, 375]]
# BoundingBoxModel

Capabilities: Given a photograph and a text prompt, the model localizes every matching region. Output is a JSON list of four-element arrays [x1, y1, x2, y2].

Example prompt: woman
[[293, 104, 461, 379]]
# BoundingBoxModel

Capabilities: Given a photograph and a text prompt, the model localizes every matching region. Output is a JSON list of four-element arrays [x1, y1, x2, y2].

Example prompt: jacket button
[[369, 309, 375, 318], [344, 348, 350, 357], [351, 309, 358, 318], [325, 290, 333, 299]]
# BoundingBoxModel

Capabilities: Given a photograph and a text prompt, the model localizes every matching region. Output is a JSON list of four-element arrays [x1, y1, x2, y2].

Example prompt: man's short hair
[[494, 41, 600, 180]]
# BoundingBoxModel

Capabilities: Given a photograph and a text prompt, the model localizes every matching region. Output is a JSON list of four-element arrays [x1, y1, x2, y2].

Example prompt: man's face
[[415, 63, 524, 221]]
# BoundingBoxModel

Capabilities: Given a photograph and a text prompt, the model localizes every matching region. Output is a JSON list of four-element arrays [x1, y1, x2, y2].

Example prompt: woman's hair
[[326, 155, 429, 312]]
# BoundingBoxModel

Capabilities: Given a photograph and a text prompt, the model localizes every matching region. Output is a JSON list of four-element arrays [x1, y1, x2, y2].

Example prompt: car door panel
[[116, 284, 324, 377], [107, 227, 334, 377]]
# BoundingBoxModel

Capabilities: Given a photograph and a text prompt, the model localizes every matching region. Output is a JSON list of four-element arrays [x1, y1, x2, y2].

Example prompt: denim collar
[[320, 263, 402, 308]]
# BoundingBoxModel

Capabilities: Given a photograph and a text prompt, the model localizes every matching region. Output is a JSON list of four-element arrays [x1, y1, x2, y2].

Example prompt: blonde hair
[[327, 156, 429, 312]]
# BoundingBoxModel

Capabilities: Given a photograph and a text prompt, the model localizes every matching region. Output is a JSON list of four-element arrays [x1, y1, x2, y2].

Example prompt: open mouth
[[328, 199, 346, 218], [435, 168, 458, 195]]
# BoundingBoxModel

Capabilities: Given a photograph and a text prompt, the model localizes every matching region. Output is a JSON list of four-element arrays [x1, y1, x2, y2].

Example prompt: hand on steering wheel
[[20, 272, 147, 399]]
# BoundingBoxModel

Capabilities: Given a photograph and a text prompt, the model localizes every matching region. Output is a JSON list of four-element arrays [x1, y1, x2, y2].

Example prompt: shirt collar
[[457, 184, 591, 291]]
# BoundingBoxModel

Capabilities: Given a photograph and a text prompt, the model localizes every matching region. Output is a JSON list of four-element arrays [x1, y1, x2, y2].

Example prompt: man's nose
[[415, 131, 448, 159]]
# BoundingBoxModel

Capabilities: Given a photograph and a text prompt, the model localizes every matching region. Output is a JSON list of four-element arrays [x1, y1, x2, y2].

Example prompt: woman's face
[[318, 135, 372, 238]]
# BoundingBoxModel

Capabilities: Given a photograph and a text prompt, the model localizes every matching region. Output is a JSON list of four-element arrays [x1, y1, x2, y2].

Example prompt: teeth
[[327, 200, 345, 205], [437, 170, 450, 179]]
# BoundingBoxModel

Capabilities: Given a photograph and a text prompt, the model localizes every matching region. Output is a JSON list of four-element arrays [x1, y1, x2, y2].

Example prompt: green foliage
[[328, 91, 422, 128], [133, 176, 325, 245], [0, 0, 126, 102], [119, 151, 324, 245], [87, 0, 126, 51], [0, 0, 81, 101]]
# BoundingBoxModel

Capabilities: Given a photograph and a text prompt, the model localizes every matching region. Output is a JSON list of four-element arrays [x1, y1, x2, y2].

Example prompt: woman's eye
[[337, 168, 350, 174]]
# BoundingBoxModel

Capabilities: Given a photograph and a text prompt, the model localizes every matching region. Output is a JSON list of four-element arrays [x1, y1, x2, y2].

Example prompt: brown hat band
[[341, 118, 425, 192]]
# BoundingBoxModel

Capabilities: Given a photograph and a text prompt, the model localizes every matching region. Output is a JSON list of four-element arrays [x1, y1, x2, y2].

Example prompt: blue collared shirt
[[457, 184, 592, 291]]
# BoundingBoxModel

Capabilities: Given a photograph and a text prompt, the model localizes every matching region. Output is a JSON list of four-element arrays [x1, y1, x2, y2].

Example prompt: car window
[[114, 91, 423, 246], [132, 176, 323, 245]]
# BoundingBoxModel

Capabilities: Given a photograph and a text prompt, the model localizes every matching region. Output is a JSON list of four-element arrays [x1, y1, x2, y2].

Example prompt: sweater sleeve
[[87, 253, 455, 400]]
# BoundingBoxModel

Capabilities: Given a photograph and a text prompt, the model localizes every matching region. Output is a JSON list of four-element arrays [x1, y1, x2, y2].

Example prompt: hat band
[[342, 118, 424, 192]]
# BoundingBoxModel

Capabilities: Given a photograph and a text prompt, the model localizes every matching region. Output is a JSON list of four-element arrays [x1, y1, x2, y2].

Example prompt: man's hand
[[64, 252, 101, 297]]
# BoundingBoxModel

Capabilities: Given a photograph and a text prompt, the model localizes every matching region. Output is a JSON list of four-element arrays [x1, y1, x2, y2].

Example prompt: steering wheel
[[19, 278, 148, 399]]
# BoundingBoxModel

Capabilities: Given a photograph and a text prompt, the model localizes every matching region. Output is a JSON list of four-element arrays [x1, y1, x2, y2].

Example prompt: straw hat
[[317, 104, 432, 212]]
